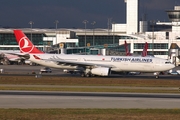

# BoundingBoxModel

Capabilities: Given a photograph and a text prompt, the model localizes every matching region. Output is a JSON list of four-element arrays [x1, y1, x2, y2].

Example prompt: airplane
[[0, 51, 25, 64], [13, 29, 175, 78], [4, 53, 20, 61], [124, 41, 148, 57]]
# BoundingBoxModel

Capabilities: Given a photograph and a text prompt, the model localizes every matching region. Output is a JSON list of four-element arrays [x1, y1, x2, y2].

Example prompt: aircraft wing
[[43, 58, 115, 68], [0, 52, 30, 59]]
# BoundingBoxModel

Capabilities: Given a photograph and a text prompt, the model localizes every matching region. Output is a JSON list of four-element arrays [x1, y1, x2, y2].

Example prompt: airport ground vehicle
[[40, 67, 52, 73]]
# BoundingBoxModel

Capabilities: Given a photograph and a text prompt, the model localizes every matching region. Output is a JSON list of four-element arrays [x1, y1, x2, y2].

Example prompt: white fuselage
[[28, 54, 175, 72]]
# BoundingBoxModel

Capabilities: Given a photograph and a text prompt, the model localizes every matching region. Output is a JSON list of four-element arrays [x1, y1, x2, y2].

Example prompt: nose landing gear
[[154, 72, 159, 79]]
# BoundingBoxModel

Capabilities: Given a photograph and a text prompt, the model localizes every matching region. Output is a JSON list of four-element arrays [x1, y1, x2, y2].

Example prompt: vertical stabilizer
[[124, 41, 131, 56], [14, 30, 44, 54], [142, 42, 148, 57]]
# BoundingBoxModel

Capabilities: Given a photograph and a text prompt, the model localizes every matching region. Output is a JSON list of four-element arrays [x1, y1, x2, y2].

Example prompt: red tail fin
[[14, 30, 44, 54], [124, 41, 131, 56], [142, 42, 148, 57]]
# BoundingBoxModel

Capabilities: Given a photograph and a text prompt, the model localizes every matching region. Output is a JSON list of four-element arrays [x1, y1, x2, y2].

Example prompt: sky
[[0, 0, 179, 29]]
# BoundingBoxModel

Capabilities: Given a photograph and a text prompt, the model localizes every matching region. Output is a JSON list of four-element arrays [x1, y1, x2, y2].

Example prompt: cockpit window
[[165, 62, 171, 64]]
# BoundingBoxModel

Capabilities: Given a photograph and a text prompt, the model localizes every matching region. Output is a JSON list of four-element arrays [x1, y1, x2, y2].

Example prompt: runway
[[0, 65, 180, 109], [0, 91, 180, 109], [1, 65, 180, 79]]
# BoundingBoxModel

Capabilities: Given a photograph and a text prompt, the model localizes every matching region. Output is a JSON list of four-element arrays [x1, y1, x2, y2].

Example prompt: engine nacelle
[[91, 67, 110, 76]]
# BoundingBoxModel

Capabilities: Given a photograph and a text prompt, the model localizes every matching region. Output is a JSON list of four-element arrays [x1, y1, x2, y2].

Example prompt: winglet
[[14, 30, 44, 54]]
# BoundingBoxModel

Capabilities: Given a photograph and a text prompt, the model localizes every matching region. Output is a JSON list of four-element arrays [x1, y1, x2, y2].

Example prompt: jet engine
[[91, 67, 111, 76]]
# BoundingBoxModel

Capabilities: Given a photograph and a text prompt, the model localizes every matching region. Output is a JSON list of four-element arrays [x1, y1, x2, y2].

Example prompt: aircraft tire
[[85, 73, 91, 77], [81, 73, 85, 77]]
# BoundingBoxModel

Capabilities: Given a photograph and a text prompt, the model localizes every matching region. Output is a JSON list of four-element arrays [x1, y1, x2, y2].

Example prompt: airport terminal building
[[0, 0, 180, 62]]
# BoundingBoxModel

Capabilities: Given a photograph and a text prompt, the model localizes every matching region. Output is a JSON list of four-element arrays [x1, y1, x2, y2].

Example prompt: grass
[[0, 109, 180, 120], [1, 76, 180, 93], [1, 76, 180, 87], [0, 86, 179, 93], [1, 76, 180, 119]]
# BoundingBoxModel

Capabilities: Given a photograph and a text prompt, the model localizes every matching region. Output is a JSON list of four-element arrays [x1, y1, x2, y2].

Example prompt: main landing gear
[[81, 72, 93, 77]]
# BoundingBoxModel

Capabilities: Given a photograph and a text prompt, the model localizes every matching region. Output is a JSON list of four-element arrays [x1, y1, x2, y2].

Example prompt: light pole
[[54, 20, 59, 45], [112, 22, 115, 44], [107, 18, 112, 35], [151, 20, 155, 55], [83, 20, 88, 54], [91, 21, 96, 46], [54, 20, 59, 54], [29, 21, 34, 42]]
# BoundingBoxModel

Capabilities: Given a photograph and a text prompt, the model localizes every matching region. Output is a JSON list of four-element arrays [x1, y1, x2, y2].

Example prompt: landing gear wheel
[[85, 73, 92, 77], [81, 73, 85, 77], [86, 74, 90, 77], [91, 74, 95, 77]]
